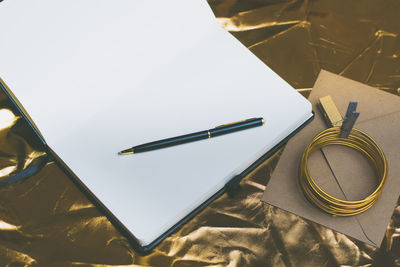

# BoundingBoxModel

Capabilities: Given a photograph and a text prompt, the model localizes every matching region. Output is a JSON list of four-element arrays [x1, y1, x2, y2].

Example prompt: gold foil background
[[1, 0, 400, 265]]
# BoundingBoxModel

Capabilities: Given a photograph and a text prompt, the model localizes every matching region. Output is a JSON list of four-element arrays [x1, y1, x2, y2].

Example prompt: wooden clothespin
[[318, 95, 360, 138], [318, 95, 343, 127], [340, 101, 359, 138]]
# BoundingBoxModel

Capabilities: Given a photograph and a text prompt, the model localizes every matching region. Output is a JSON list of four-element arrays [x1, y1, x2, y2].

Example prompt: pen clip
[[215, 118, 256, 129]]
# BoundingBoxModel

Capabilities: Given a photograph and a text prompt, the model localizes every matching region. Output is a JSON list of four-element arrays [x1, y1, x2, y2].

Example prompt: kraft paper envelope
[[262, 70, 400, 247]]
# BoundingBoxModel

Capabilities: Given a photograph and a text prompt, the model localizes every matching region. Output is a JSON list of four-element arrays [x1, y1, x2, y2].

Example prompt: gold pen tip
[[261, 118, 266, 125], [118, 149, 134, 155]]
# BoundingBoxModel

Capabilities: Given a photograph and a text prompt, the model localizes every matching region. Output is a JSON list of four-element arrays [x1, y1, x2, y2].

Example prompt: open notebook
[[0, 0, 313, 252]]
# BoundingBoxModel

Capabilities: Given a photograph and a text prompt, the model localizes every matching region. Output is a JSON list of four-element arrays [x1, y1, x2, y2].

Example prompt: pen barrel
[[129, 118, 264, 154], [132, 130, 209, 153], [210, 117, 263, 137]]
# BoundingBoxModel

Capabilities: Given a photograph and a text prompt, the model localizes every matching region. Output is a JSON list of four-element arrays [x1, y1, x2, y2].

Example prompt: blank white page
[[0, 0, 312, 246]]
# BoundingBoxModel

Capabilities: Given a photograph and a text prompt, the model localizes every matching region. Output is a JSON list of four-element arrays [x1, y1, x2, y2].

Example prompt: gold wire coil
[[299, 126, 388, 216]]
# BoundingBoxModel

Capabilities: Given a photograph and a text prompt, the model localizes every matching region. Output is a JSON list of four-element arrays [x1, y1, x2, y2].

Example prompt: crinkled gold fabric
[[1, 0, 400, 266]]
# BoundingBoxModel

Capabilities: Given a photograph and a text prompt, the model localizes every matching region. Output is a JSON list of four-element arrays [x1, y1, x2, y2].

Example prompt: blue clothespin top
[[340, 101, 360, 138]]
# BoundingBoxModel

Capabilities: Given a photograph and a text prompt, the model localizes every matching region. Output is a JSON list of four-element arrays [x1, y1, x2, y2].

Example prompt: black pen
[[118, 117, 265, 155]]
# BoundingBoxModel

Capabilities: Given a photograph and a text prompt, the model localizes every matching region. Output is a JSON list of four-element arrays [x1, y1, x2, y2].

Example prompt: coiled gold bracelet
[[299, 126, 388, 216]]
